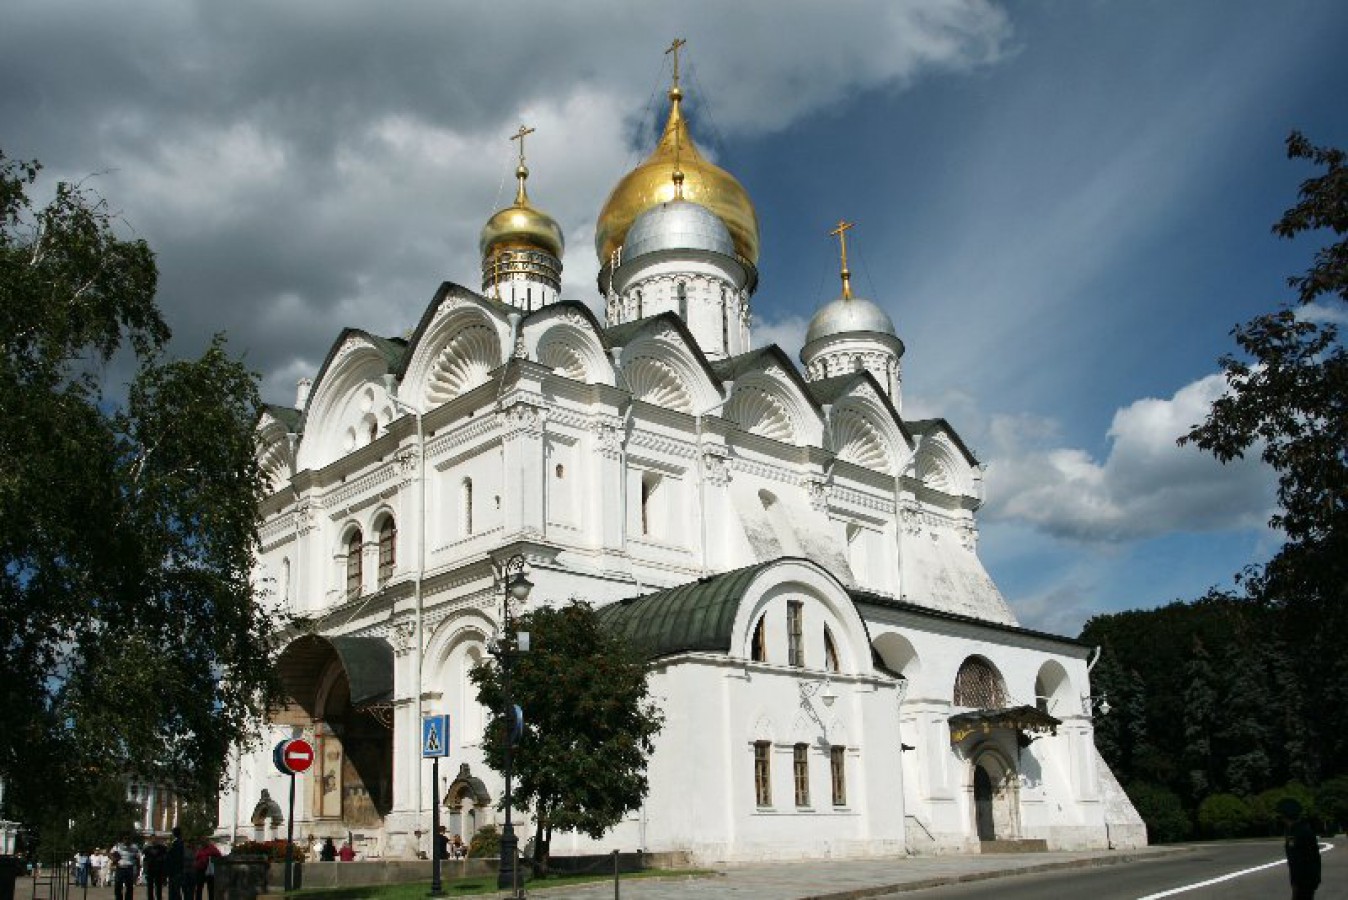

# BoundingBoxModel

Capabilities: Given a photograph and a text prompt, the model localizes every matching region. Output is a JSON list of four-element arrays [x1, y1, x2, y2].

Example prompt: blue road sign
[[422, 714, 450, 758]]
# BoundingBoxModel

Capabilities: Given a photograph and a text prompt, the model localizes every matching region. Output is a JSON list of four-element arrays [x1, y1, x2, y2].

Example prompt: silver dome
[[621, 199, 735, 261], [804, 294, 897, 344]]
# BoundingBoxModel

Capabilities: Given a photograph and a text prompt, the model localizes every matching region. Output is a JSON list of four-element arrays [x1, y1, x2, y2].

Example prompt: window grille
[[954, 657, 1007, 709]]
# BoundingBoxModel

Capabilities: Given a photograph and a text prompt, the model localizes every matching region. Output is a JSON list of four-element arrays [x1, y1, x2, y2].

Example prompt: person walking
[[74, 850, 90, 888], [191, 841, 221, 900], [110, 837, 141, 900], [1278, 799, 1322, 900], [318, 838, 336, 862], [165, 828, 186, 900], [141, 837, 167, 900]]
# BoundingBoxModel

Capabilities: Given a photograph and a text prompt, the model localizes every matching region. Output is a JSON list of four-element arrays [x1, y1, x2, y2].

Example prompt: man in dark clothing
[[142, 838, 168, 900], [165, 828, 186, 900], [1279, 799, 1322, 900]]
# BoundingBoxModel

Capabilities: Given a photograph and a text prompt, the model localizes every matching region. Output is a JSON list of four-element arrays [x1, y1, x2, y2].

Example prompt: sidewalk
[[527, 846, 1185, 900], [16, 847, 1185, 900]]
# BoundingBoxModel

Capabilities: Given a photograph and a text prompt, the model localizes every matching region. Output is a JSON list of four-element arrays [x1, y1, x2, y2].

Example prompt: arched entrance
[[973, 765, 995, 840], [969, 750, 1019, 843], [277, 635, 395, 828]]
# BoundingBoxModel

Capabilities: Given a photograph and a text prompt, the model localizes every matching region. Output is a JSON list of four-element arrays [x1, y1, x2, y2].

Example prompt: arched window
[[751, 616, 767, 662], [346, 530, 363, 597], [462, 478, 474, 536], [377, 518, 396, 584], [721, 293, 730, 352], [824, 626, 840, 673], [954, 656, 1007, 710]]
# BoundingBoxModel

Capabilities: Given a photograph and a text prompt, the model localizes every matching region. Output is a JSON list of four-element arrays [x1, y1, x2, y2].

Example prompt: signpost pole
[[430, 756, 442, 897], [285, 771, 296, 892]]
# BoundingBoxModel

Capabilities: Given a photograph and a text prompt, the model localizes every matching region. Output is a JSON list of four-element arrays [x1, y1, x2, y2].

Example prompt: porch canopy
[[948, 705, 1061, 743], [277, 634, 394, 714]]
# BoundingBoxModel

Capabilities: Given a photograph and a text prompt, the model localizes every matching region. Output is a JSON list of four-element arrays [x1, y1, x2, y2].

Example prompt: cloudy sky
[[6, 0, 1345, 635]]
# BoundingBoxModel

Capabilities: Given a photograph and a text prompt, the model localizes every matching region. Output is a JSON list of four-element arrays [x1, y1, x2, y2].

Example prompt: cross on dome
[[830, 219, 856, 300]]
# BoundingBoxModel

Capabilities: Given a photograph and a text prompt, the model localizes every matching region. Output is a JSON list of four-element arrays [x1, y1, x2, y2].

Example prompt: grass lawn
[[288, 867, 707, 899]]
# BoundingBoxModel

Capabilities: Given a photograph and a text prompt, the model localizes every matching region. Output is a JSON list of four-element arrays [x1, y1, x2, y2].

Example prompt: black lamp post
[[496, 557, 532, 893]]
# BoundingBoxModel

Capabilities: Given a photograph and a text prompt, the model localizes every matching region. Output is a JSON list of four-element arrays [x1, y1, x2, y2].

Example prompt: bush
[[1126, 782, 1191, 843], [467, 825, 499, 860], [231, 840, 307, 862], [1197, 793, 1253, 838], [1250, 783, 1317, 836]]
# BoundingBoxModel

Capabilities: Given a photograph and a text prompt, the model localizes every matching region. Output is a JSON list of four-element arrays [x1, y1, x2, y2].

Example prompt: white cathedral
[[221, 60, 1145, 863]]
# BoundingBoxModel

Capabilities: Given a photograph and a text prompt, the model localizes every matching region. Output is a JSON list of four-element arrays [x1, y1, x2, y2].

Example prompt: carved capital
[[803, 477, 830, 511], [499, 400, 544, 440], [703, 449, 732, 487], [390, 620, 417, 657], [592, 416, 625, 461], [899, 499, 923, 536]]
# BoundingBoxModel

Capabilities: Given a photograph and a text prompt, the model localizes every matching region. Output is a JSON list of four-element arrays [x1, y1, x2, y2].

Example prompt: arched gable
[[399, 284, 512, 412], [521, 302, 614, 387], [297, 330, 404, 472], [715, 346, 825, 448], [729, 558, 875, 679], [616, 317, 721, 414], [828, 381, 911, 476], [913, 427, 980, 501], [257, 407, 298, 495]]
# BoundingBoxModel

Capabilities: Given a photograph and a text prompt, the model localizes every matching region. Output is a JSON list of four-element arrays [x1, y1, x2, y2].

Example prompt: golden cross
[[830, 219, 856, 298], [510, 124, 535, 167], [666, 37, 687, 89]]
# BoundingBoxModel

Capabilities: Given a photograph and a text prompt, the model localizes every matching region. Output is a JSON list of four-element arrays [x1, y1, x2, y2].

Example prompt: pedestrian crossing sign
[[422, 714, 450, 758]]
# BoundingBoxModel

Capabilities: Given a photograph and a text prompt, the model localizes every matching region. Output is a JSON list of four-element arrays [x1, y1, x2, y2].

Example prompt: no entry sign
[[273, 737, 316, 775]]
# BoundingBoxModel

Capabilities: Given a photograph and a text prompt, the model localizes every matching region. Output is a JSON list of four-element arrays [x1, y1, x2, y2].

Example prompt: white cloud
[[982, 374, 1277, 542], [751, 314, 809, 361]]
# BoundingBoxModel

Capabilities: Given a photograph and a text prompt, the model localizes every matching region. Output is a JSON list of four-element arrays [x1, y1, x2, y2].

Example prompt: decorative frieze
[[325, 463, 399, 511]]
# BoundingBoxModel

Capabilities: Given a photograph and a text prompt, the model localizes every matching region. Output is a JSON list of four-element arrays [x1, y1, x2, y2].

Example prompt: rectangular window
[[754, 741, 772, 807], [787, 600, 804, 667], [830, 746, 847, 806], [378, 521, 396, 584], [794, 743, 810, 807]]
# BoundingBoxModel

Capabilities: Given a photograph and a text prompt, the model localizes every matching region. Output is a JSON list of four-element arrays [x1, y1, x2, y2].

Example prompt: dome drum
[[482, 248, 563, 294]]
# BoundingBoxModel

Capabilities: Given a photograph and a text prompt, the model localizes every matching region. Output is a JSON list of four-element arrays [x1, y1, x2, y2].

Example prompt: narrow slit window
[[830, 746, 846, 806], [787, 600, 804, 668], [346, 530, 363, 597], [754, 741, 772, 807], [793, 743, 810, 807], [751, 616, 767, 662]]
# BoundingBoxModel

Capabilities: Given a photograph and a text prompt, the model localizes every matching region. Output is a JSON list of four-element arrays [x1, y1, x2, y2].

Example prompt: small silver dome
[[805, 294, 897, 344], [621, 199, 735, 261]]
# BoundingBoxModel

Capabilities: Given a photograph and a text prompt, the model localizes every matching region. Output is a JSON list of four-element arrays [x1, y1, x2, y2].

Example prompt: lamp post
[[494, 556, 532, 894]]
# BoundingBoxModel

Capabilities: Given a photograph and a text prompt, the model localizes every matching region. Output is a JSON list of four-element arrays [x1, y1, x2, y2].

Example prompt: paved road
[[895, 839, 1343, 899]]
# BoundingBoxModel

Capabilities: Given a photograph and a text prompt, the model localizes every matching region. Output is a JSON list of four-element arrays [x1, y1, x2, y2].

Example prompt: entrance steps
[[979, 839, 1048, 853]]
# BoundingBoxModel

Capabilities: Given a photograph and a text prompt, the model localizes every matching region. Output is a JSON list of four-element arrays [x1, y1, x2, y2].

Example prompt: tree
[[1181, 637, 1217, 802], [1181, 132, 1348, 780], [0, 152, 282, 822], [469, 601, 663, 874]]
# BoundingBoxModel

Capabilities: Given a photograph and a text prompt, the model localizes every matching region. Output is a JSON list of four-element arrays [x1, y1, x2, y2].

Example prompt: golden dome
[[480, 165, 565, 260], [595, 87, 759, 265]]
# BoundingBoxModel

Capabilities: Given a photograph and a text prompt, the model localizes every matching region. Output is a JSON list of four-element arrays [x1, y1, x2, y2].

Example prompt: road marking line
[[1136, 841, 1334, 899]]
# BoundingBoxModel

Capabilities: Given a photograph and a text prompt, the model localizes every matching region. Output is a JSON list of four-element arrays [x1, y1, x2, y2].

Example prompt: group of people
[[432, 827, 466, 860], [71, 828, 222, 900], [313, 837, 358, 862]]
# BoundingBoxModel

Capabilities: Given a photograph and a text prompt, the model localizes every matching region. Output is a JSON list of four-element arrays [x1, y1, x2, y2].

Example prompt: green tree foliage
[[1181, 638, 1217, 802], [470, 601, 664, 874], [1125, 783, 1190, 844], [1181, 132, 1348, 780], [0, 152, 282, 822], [1315, 776, 1348, 832], [1197, 793, 1254, 838]]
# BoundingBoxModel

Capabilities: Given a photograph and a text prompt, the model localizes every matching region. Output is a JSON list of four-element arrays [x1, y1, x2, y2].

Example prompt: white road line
[[1136, 841, 1334, 899]]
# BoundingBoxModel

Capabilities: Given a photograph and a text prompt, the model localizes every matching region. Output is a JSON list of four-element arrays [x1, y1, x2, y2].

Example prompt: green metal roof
[[596, 562, 774, 660]]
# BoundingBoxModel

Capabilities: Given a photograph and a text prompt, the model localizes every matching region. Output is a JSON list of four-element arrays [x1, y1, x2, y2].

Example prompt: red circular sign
[[281, 738, 315, 774]]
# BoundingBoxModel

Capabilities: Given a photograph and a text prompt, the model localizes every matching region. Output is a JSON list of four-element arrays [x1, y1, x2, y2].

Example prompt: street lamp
[[494, 555, 532, 894]]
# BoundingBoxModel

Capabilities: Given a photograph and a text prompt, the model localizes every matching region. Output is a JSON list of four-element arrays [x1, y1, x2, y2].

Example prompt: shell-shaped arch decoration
[[725, 386, 795, 443], [624, 356, 692, 412], [538, 336, 590, 382], [426, 324, 501, 407], [916, 450, 955, 493], [259, 438, 293, 494], [833, 409, 891, 473]]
